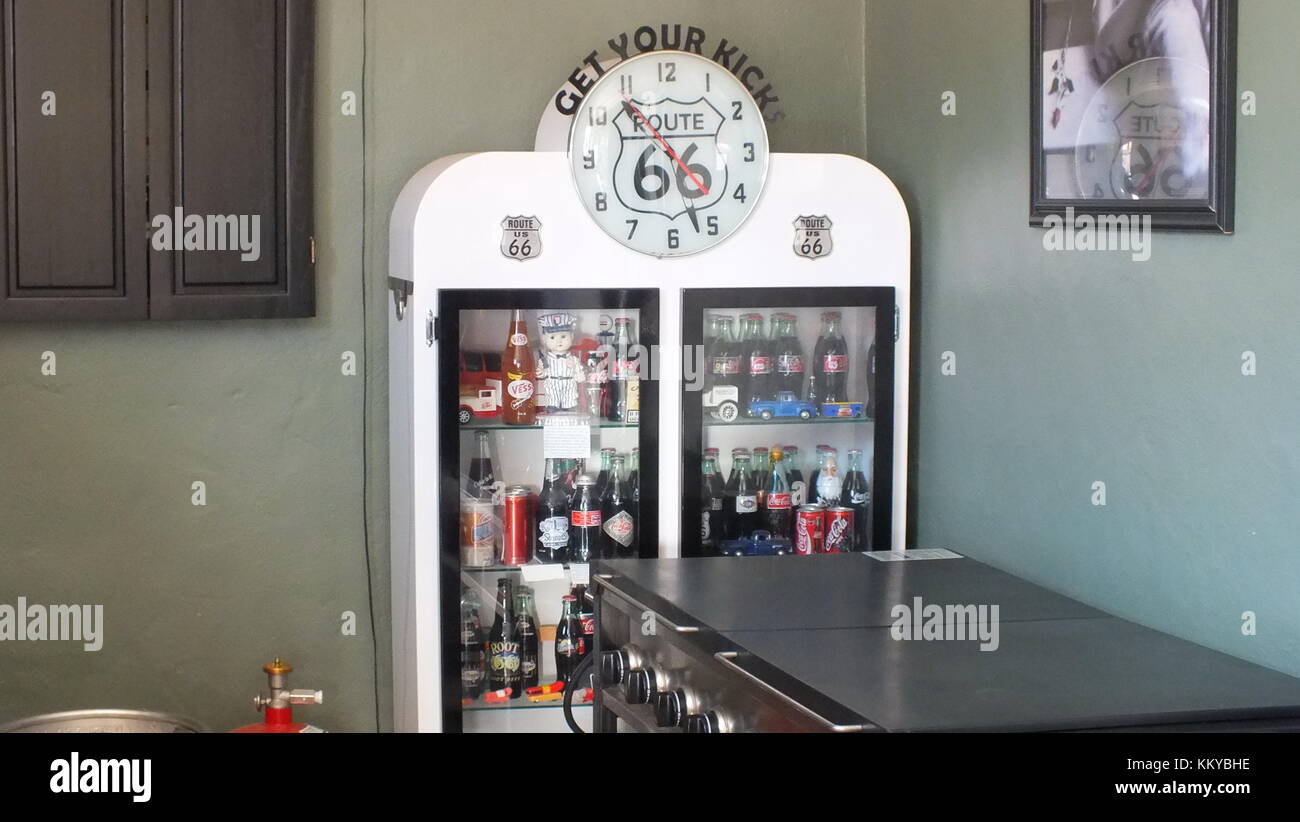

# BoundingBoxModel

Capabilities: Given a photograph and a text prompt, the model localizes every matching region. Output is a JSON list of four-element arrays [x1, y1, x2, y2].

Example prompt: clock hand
[[620, 95, 711, 197]]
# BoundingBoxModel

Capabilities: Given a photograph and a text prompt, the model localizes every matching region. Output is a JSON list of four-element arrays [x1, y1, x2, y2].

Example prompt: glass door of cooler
[[438, 288, 658, 732], [682, 287, 894, 558]]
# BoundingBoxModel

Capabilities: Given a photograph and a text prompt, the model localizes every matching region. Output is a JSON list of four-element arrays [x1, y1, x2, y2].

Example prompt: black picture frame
[[1029, 0, 1236, 232]]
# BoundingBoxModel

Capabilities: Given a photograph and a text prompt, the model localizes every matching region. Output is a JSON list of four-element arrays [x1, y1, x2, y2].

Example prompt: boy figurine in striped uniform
[[536, 312, 585, 413]]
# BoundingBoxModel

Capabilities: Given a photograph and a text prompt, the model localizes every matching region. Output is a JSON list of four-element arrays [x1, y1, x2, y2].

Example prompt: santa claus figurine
[[535, 312, 584, 413]]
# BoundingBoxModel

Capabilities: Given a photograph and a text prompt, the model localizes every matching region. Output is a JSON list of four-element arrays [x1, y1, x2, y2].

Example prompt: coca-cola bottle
[[808, 311, 848, 404], [764, 446, 793, 539], [815, 447, 843, 506], [608, 317, 640, 423], [723, 453, 758, 540], [710, 316, 741, 390], [569, 474, 602, 563], [601, 454, 636, 558], [465, 430, 496, 500], [784, 445, 807, 507], [700, 454, 724, 554], [573, 584, 595, 684], [583, 345, 610, 418], [537, 458, 570, 563], [701, 314, 721, 393], [840, 448, 871, 551], [628, 448, 641, 555], [751, 447, 770, 512], [741, 313, 773, 410], [774, 313, 806, 396], [502, 309, 537, 425], [460, 586, 486, 700], [555, 594, 584, 684], [514, 587, 540, 690], [487, 578, 521, 698]]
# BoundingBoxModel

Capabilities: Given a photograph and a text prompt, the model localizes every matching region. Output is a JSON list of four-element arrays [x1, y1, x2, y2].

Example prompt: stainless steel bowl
[[0, 709, 207, 733]]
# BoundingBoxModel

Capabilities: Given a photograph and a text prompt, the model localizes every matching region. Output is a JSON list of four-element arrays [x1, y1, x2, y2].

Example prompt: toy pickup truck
[[749, 391, 817, 420], [819, 400, 865, 418], [702, 385, 742, 423]]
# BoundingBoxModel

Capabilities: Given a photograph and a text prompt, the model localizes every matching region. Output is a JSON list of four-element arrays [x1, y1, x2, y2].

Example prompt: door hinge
[[310, 235, 316, 264], [388, 276, 414, 321], [426, 311, 437, 347], [893, 304, 900, 342]]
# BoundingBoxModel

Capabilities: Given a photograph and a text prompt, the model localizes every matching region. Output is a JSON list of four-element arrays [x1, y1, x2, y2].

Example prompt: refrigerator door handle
[[596, 575, 699, 634], [713, 651, 872, 733]]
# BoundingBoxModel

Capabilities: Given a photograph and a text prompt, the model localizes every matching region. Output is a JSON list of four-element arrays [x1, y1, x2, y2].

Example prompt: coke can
[[795, 505, 825, 555], [460, 499, 495, 567], [823, 507, 854, 553], [501, 486, 535, 565]]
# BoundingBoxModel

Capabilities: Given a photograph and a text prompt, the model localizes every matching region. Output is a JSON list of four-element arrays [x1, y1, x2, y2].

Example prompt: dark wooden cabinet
[[0, 0, 149, 320], [0, 0, 313, 321]]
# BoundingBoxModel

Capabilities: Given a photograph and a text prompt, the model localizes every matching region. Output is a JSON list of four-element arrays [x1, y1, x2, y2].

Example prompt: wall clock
[[568, 49, 770, 257]]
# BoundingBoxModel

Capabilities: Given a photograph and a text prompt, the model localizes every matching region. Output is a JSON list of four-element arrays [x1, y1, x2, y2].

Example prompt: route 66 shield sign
[[501, 216, 542, 261], [793, 216, 833, 259], [612, 97, 726, 219]]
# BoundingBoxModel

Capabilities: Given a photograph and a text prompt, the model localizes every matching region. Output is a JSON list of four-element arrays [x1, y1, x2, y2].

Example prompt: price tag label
[[569, 563, 591, 585], [520, 563, 567, 583], [542, 415, 591, 459]]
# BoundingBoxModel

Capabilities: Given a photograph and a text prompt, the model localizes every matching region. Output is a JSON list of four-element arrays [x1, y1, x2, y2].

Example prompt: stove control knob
[[654, 688, 690, 728], [599, 650, 630, 686], [684, 711, 723, 734], [625, 668, 658, 704]]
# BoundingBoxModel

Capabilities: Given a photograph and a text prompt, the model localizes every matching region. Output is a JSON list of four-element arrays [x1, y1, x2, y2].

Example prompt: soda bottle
[[721, 447, 748, 535], [608, 317, 641, 423], [514, 587, 540, 690], [628, 448, 641, 555], [583, 345, 610, 418], [784, 445, 807, 507], [537, 458, 570, 563], [774, 313, 806, 397], [765, 446, 793, 539], [751, 447, 770, 512], [710, 316, 741, 391], [555, 594, 584, 685], [502, 309, 537, 425], [572, 584, 596, 686], [701, 314, 722, 394], [815, 448, 843, 506], [742, 312, 774, 408], [808, 444, 830, 503], [701, 454, 724, 554], [460, 586, 486, 700], [840, 448, 871, 551], [465, 430, 496, 500], [569, 474, 602, 563], [601, 455, 636, 558], [866, 340, 878, 419], [723, 454, 758, 540], [593, 447, 615, 500], [487, 578, 521, 698], [808, 311, 848, 404]]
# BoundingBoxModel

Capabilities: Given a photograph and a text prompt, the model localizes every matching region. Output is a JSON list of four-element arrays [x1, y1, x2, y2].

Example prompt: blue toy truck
[[748, 391, 818, 420]]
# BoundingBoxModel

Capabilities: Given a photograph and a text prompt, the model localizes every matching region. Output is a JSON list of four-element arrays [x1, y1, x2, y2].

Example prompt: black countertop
[[594, 554, 1300, 731]]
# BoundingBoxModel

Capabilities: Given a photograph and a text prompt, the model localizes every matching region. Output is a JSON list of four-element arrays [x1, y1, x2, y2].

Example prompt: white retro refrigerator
[[388, 152, 910, 732]]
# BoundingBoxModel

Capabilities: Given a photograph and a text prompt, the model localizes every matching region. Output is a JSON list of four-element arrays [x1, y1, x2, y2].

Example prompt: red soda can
[[823, 507, 854, 553], [795, 505, 825, 555], [501, 486, 534, 565]]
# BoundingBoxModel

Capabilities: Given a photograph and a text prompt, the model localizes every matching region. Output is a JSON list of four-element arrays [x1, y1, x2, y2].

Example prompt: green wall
[[0, 0, 869, 732], [866, 0, 1300, 676]]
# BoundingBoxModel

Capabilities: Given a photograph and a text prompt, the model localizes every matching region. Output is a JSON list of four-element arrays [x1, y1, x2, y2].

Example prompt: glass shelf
[[703, 415, 875, 427], [460, 562, 577, 574], [458, 419, 639, 431], [463, 698, 592, 713]]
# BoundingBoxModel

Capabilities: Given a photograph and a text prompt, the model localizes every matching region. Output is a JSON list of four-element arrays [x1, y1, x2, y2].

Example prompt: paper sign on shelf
[[867, 548, 964, 562], [542, 415, 592, 459], [519, 563, 568, 583], [569, 563, 590, 585]]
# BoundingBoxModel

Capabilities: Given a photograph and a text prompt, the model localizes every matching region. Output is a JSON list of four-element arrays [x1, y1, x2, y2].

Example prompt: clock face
[[1073, 57, 1211, 201], [568, 50, 770, 257]]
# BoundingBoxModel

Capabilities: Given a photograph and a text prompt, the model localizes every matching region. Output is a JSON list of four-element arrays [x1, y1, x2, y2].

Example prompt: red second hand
[[621, 95, 711, 197]]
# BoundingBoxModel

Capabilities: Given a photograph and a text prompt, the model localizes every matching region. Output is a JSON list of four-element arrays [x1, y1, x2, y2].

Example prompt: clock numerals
[[667, 228, 680, 250], [595, 191, 608, 212], [707, 215, 719, 236], [625, 219, 638, 239], [582, 150, 595, 170], [620, 75, 632, 95], [658, 62, 676, 82], [732, 101, 743, 121], [588, 106, 607, 126], [744, 142, 755, 162], [733, 184, 747, 203]]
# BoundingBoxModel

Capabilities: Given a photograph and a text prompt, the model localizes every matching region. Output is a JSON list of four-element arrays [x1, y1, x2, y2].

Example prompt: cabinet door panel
[[147, 0, 314, 319], [0, 0, 148, 320]]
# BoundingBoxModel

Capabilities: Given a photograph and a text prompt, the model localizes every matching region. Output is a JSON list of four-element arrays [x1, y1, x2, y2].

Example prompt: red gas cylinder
[[232, 658, 325, 733]]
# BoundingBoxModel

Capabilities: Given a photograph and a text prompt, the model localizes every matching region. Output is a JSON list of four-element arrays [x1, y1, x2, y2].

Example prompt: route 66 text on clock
[[568, 49, 770, 257]]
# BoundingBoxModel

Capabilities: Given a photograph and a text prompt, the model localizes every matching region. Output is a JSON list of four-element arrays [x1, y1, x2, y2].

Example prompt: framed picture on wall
[[1030, 0, 1236, 232]]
